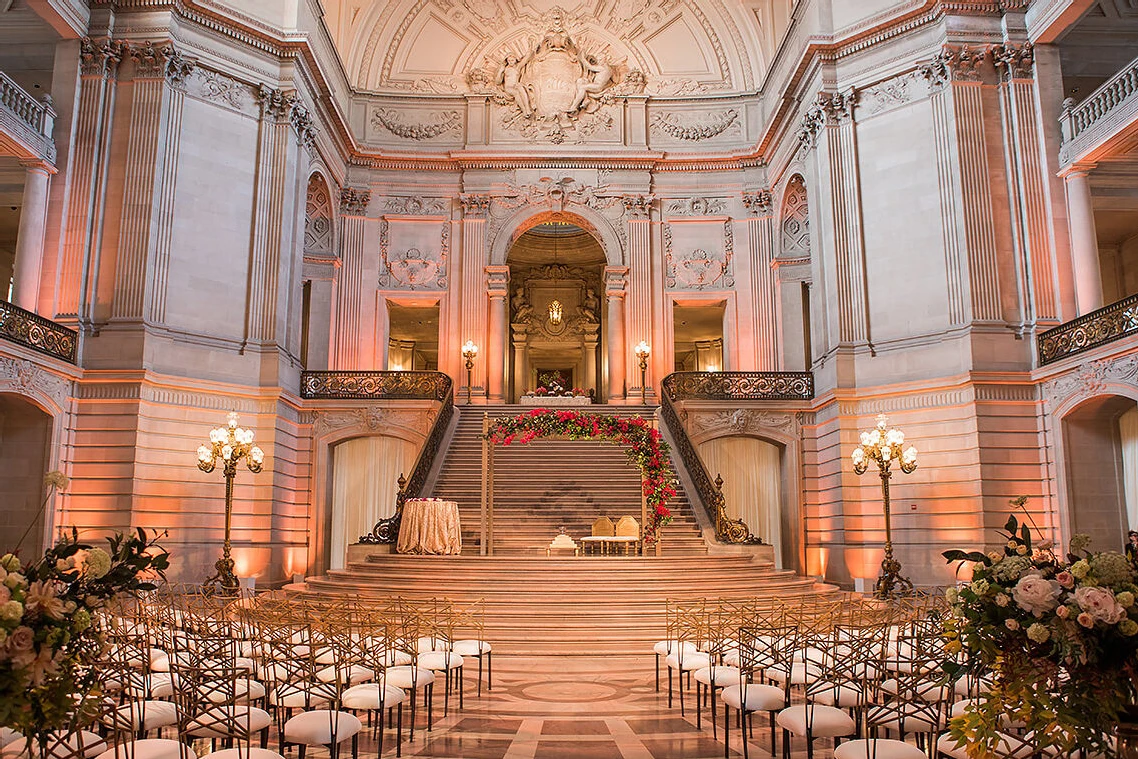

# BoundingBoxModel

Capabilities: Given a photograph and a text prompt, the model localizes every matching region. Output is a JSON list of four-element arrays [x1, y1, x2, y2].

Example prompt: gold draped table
[[519, 395, 592, 406], [397, 498, 462, 555]]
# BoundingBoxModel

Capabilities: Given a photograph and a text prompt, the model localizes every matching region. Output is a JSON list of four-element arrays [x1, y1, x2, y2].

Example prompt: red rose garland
[[484, 409, 677, 541]]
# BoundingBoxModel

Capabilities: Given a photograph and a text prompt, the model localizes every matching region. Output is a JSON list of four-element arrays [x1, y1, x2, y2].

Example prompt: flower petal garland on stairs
[[484, 410, 677, 541]]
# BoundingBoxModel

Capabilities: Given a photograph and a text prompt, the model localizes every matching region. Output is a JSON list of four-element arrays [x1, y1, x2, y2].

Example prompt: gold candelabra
[[851, 414, 918, 598], [462, 340, 479, 405], [634, 341, 651, 405], [197, 412, 264, 594]]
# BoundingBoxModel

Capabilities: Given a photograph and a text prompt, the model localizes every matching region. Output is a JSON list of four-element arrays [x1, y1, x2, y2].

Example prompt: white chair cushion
[[0, 730, 18, 750], [665, 651, 711, 671], [270, 683, 329, 709], [3, 731, 105, 759], [721, 683, 786, 712], [834, 739, 927, 759], [722, 650, 740, 667], [776, 704, 856, 738], [866, 703, 939, 733], [149, 650, 170, 672], [384, 666, 436, 690], [283, 710, 363, 745], [186, 705, 272, 739], [653, 640, 698, 657], [370, 649, 413, 668], [418, 651, 464, 671], [342, 683, 407, 711], [316, 664, 374, 685], [107, 700, 178, 732], [416, 636, 451, 653], [451, 639, 491, 656], [766, 661, 819, 686], [693, 665, 742, 687], [204, 749, 284, 759], [93, 739, 196, 759], [813, 683, 867, 708]]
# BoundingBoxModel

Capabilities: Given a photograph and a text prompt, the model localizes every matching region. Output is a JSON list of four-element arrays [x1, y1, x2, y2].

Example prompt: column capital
[[742, 190, 773, 216], [1060, 162, 1097, 180], [461, 194, 492, 217], [339, 187, 371, 216], [621, 195, 653, 220], [18, 159, 57, 175], [486, 264, 510, 296], [604, 266, 629, 296], [80, 37, 125, 79]]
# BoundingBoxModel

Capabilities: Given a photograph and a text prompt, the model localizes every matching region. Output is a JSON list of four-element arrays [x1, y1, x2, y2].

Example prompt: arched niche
[[774, 173, 813, 370], [488, 206, 623, 268], [304, 172, 336, 257], [0, 391, 58, 555]]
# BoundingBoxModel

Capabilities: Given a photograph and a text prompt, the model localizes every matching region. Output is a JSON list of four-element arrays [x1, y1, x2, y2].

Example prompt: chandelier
[[548, 299, 564, 326]]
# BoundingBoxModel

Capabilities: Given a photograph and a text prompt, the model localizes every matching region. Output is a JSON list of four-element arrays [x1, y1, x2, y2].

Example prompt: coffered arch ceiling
[[321, 0, 790, 96]]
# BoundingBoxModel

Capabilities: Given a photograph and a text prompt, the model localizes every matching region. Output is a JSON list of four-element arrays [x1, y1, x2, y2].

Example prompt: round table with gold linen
[[396, 498, 462, 555]]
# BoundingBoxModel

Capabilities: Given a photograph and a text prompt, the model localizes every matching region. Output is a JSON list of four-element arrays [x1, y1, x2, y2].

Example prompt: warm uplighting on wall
[[807, 546, 829, 577], [706, 364, 719, 372], [548, 299, 563, 326]]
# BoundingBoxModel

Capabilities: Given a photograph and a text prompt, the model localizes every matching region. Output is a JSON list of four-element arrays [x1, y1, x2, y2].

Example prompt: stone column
[[459, 195, 491, 398], [511, 328, 528, 399], [743, 190, 777, 370], [1064, 166, 1103, 314], [11, 161, 54, 312], [333, 188, 371, 369], [624, 198, 653, 399], [604, 266, 629, 402], [486, 265, 510, 403]]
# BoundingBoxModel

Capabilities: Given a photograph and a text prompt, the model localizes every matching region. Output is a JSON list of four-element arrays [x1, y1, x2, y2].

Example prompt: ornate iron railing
[[662, 370, 814, 401], [355, 373, 456, 544], [1060, 52, 1138, 148], [1037, 294, 1138, 366], [0, 299, 77, 364], [658, 371, 815, 545], [300, 370, 453, 400]]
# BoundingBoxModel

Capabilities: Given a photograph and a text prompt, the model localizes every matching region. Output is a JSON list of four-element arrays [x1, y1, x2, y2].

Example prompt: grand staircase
[[302, 402, 838, 654], [432, 404, 707, 555]]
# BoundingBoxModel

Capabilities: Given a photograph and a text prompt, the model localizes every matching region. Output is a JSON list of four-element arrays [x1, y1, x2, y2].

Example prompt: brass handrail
[[1037, 293, 1138, 366], [357, 374, 455, 544], [0, 299, 78, 364]]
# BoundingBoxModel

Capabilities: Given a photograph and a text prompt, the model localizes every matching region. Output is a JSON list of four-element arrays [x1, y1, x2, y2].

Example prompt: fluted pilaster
[[334, 188, 371, 369]]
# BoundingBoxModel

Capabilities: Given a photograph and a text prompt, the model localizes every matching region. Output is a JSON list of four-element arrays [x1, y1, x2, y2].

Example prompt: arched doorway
[[1062, 394, 1138, 554], [506, 220, 606, 401], [0, 393, 54, 555]]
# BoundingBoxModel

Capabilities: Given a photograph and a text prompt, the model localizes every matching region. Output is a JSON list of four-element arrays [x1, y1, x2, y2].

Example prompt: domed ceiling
[[320, 0, 792, 97]]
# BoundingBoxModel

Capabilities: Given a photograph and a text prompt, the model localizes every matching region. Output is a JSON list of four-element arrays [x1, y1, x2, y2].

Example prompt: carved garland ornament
[[378, 220, 449, 291], [651, 109, 739, 141], [371, 108, 462, 140], [663, 220, 735, 290]]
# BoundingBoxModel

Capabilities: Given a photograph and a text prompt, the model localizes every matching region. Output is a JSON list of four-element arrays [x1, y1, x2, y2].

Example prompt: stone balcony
[[1059, 51, 1138, 166], [0, 68, 56, 164]]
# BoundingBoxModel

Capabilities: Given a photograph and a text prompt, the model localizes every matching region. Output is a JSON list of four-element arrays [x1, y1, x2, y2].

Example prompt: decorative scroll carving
[[80, 38, 125, 78], [742, 190, 772, 216], [313, 407, 432, 436], [371, 107, 461, 140], [664, 371, 814, 402], [1043, 353, 1138, 411], [384, 197, 449, 215], [993, 41, 1034, 81], [711, 474, 763, 545], [379, 220, 449, 290], [460, 194, 492, 216], [1038, 293, 1138, 366], [255, 85, 293, 119], [686, 408, 799, 439], [339, 187, 371, 216], [651, 109, 739, 141], [621, 195, 652, 219], [185, 69, 250, 112], [301, 370, 453, 400], [797, 90, 857, 148], [857, 73, 920, 117], [664, 220, 735, 290], [0, 300, 78, 364], [665, 197, 727, 216], [497, 176, 621, 213], [129, 42, 195, 86], [920, 45, 990, 89]]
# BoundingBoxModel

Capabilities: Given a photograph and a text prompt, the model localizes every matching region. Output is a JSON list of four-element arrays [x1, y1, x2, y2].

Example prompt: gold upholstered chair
[[613, 516, 641, 555]]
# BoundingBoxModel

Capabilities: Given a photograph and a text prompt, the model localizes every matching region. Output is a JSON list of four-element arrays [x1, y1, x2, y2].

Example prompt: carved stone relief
[[742, 191, 772, 216], [340, 187, 372, 216], [379, 219, 449, 291], [797, 90, 857, 149], [383, 197, 449, 215], [1043, 353, 1138, 412], [0, 357, 71, 411], [665, 197, 728, 216], [370, 107, 462, 140], [664, 219, 735, 291], [487, 176, 628, 250], [304, 175, 334, 256], [313, 407, 434, 437], [650, 109, 740, 141], [128, 41, 195, 87], [184, 68, 255, 115], [685, 408, 800, 441]]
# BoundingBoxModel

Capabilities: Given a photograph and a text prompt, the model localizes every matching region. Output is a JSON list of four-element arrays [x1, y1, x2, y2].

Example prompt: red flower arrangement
[[484, 409, 677, 540]]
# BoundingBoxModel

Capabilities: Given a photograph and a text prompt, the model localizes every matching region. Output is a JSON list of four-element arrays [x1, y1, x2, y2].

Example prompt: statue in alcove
[[512, 286, 534, 324]]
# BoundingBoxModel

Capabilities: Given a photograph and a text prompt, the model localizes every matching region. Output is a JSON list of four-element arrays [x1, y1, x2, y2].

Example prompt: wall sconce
[[548, 299, 563, 326], [634, 341, 651, 405], [461, 340, 479, 404]]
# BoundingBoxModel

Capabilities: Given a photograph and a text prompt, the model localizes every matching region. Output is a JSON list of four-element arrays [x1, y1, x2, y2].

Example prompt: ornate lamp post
[[462, 340, 479, 404], [851, 414, 918, 598], [634, 341, 651, 405], [197, 412, 264, 594]]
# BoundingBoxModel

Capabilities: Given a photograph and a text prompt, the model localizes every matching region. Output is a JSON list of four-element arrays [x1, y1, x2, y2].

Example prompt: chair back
[[615, 516, 639, 538], [591, 516, 615, 537]]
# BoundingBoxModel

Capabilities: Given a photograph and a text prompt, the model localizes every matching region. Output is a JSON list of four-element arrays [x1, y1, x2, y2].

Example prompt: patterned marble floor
[[351, 655, 839, 759]]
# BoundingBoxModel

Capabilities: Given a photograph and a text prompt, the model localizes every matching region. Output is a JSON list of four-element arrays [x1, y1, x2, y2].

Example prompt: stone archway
[[0, 392, 55, 555]]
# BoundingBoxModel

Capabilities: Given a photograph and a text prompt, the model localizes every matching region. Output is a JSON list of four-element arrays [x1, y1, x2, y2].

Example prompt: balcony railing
[[0, 299, 78, 364], [658, 371, 813, 545], [1038, 294, 1138, 366], [0, 69, 56, 163], [661, 370, 814, 401], [300, 370, 453, 401], [1060, 52, 1138, 163]]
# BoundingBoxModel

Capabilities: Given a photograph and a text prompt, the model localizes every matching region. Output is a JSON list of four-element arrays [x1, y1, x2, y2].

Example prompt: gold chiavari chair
[[379, 601, 436, 744], [412, 598, 465, 717], [449, 599, 492, 696], [653, 598, 699, 692], [693, 599, 746, 736], [169, 660, 276, 754], [722, 618, 799, 759], [666, 599, 713, 718], [340, 607, 407, 757], [280, 620, 363, 759]]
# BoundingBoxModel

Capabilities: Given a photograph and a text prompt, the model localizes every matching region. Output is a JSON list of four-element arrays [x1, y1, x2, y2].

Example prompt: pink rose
[[1013, 575, 1061, 617], [8, 625, 33, 651], [1074, 586, 1125, 625], [1056, 571, 1074, 588], [0, 585, 9, 604], [1078, 612, 1095, 628], [1056, 605, 1070, 619]]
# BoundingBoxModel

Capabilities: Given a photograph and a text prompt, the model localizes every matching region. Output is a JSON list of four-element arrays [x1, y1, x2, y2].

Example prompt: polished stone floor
[[356, 655, 840, 758]]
